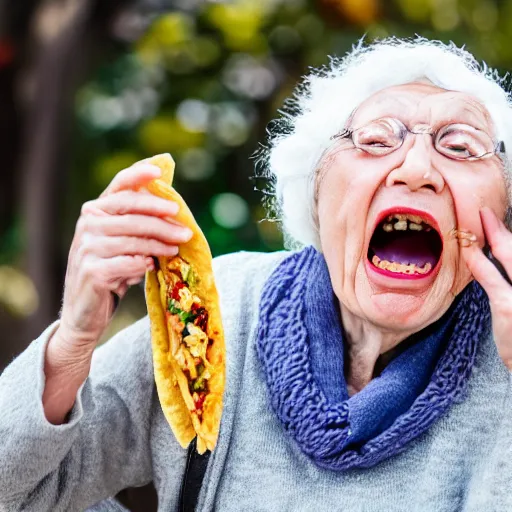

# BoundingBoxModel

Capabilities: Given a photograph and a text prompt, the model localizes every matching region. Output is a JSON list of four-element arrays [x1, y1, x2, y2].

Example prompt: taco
[[144, 153, 225, 454]]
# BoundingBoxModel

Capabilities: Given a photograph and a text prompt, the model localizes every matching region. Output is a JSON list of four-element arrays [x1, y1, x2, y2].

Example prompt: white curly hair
[[258, 36, 512, 250]]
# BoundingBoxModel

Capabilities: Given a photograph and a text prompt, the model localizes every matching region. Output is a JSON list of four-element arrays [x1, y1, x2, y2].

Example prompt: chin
[[365, 290, 444, 333]]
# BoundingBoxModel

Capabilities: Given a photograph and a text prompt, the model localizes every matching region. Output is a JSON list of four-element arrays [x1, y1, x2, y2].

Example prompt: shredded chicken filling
[[163, 256, 213, 416]]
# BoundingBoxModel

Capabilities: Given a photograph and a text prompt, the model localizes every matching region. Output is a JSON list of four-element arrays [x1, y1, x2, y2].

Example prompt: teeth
[[387, 214, 406, 222], [381, 214, 432, 232], [386, 213, 416, 222], [372, 255, 432, 275], [408, 214, 422, 224], [418, 262, 432, 274]]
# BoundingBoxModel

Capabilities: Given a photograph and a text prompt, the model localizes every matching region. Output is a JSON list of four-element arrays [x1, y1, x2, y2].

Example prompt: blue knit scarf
[[256, 246, 491, 470]]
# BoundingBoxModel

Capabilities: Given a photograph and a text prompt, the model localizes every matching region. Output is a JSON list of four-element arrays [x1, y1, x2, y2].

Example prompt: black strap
[[178, 438, 211, 512]]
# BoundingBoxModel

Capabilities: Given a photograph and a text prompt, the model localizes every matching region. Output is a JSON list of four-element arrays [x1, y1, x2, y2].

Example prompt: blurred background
[[0, 0, 510, 508], [2, 0, 511, 368], [3, 0, 511, 366]]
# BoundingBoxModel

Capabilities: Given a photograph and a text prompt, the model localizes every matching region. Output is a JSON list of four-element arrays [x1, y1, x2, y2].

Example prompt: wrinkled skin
[[316, 83, 510, 392], [43, 161, 193, 424]]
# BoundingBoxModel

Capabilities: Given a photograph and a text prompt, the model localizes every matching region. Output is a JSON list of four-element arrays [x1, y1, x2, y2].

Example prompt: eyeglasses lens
[[353, 118, 403, 156], [434, 124, 494, 160], [352, 119, 495, 160]]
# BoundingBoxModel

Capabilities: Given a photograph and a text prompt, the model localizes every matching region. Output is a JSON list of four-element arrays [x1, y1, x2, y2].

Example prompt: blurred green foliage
[[69, 0, 512, 258]]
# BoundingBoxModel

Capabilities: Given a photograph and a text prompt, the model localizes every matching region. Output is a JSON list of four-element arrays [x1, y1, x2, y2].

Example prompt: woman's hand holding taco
[[43, 159, 193, 425]]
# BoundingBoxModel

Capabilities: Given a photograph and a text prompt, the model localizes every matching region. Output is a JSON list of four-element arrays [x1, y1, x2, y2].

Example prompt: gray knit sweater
[[1, 250, 512, 512]]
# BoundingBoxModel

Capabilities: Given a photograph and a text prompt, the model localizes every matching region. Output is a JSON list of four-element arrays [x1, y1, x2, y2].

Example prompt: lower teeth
[[371, 255, 432, 274]]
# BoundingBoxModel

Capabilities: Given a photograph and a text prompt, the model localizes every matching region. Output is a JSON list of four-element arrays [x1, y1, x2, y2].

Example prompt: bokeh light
[[178, 148, 216, 181], [223, 54, 278, 100], [0, 266, 39, 317], [176, 100, 210, 133], [211, 103, 253, 147], [211, 193, 250, 229]]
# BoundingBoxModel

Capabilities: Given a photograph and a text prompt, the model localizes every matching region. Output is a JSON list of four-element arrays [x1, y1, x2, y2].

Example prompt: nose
[[385, 135, 445, 194]]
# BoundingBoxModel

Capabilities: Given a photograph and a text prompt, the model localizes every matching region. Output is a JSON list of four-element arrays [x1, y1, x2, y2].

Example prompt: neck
[[340, 305, 413, 396]]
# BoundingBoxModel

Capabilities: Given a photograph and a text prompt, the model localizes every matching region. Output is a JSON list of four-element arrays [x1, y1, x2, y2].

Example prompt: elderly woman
[[1, 37, 512, 512]]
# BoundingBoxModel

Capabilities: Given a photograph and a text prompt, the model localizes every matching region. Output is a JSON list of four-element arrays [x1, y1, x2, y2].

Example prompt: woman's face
[[317, 82, 508, 333]]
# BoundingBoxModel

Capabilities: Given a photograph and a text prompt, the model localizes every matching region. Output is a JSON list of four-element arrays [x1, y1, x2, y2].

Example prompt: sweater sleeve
[[0, 316, 155, 512]]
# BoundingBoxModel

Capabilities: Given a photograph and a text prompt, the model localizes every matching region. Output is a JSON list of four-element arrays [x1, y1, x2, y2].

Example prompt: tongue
[[370, 231, 439, 267]]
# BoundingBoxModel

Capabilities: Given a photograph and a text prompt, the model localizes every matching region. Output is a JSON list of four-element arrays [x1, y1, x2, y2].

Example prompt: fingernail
[[181, 228, 193, 240], [165, 203, 179, 217], [145, 257, 155, 270]]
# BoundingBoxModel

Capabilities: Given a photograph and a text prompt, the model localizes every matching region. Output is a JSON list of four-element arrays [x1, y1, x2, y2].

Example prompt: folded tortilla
[[144, 153, 225, 454]]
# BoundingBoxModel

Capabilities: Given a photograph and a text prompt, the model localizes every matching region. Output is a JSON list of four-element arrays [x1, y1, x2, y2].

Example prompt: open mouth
[[367, 210, 443, 278]]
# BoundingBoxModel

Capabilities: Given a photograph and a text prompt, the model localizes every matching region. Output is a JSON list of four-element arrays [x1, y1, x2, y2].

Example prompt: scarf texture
[[256, 246, 491, 471]]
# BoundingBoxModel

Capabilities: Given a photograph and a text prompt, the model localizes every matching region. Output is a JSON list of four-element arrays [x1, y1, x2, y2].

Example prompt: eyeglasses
[[331, 117, 505, 161]]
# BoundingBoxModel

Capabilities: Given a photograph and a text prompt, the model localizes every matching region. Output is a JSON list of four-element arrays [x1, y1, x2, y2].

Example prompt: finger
[[113, 282, 130, 300], [88, 191, 179, 219], [100, 162, 162, 198], [80, 235, 179, 259], [84, 255, 150, 287], [144, 256, 155, 272], [462, 243, 511, 301], [480, 207, 512, 272], [126, 276, 144, 286], [80, 215, 193, 244]]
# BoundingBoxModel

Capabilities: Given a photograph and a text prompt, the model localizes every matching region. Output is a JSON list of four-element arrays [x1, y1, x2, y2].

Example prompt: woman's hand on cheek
[[462, 207, 512, 370]]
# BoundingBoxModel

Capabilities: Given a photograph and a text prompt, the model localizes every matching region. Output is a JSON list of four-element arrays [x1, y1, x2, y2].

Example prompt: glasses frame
[[331, 117, 506, 162]]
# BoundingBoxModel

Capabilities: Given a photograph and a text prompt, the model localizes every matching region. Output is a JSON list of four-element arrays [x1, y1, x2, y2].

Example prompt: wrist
[[46, 325, 96, 374], [43, 327, 94, 425]]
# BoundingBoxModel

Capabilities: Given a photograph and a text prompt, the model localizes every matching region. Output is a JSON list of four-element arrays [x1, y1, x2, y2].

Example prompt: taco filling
[[158, 256, 214, 419]]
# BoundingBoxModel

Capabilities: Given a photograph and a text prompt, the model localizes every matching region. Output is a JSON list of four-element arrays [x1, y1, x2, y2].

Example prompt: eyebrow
[[427, 98, 492, 134], [454, 104, 491, 131], [348, 97, 410, 128], [352, 96, 492, 134]]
